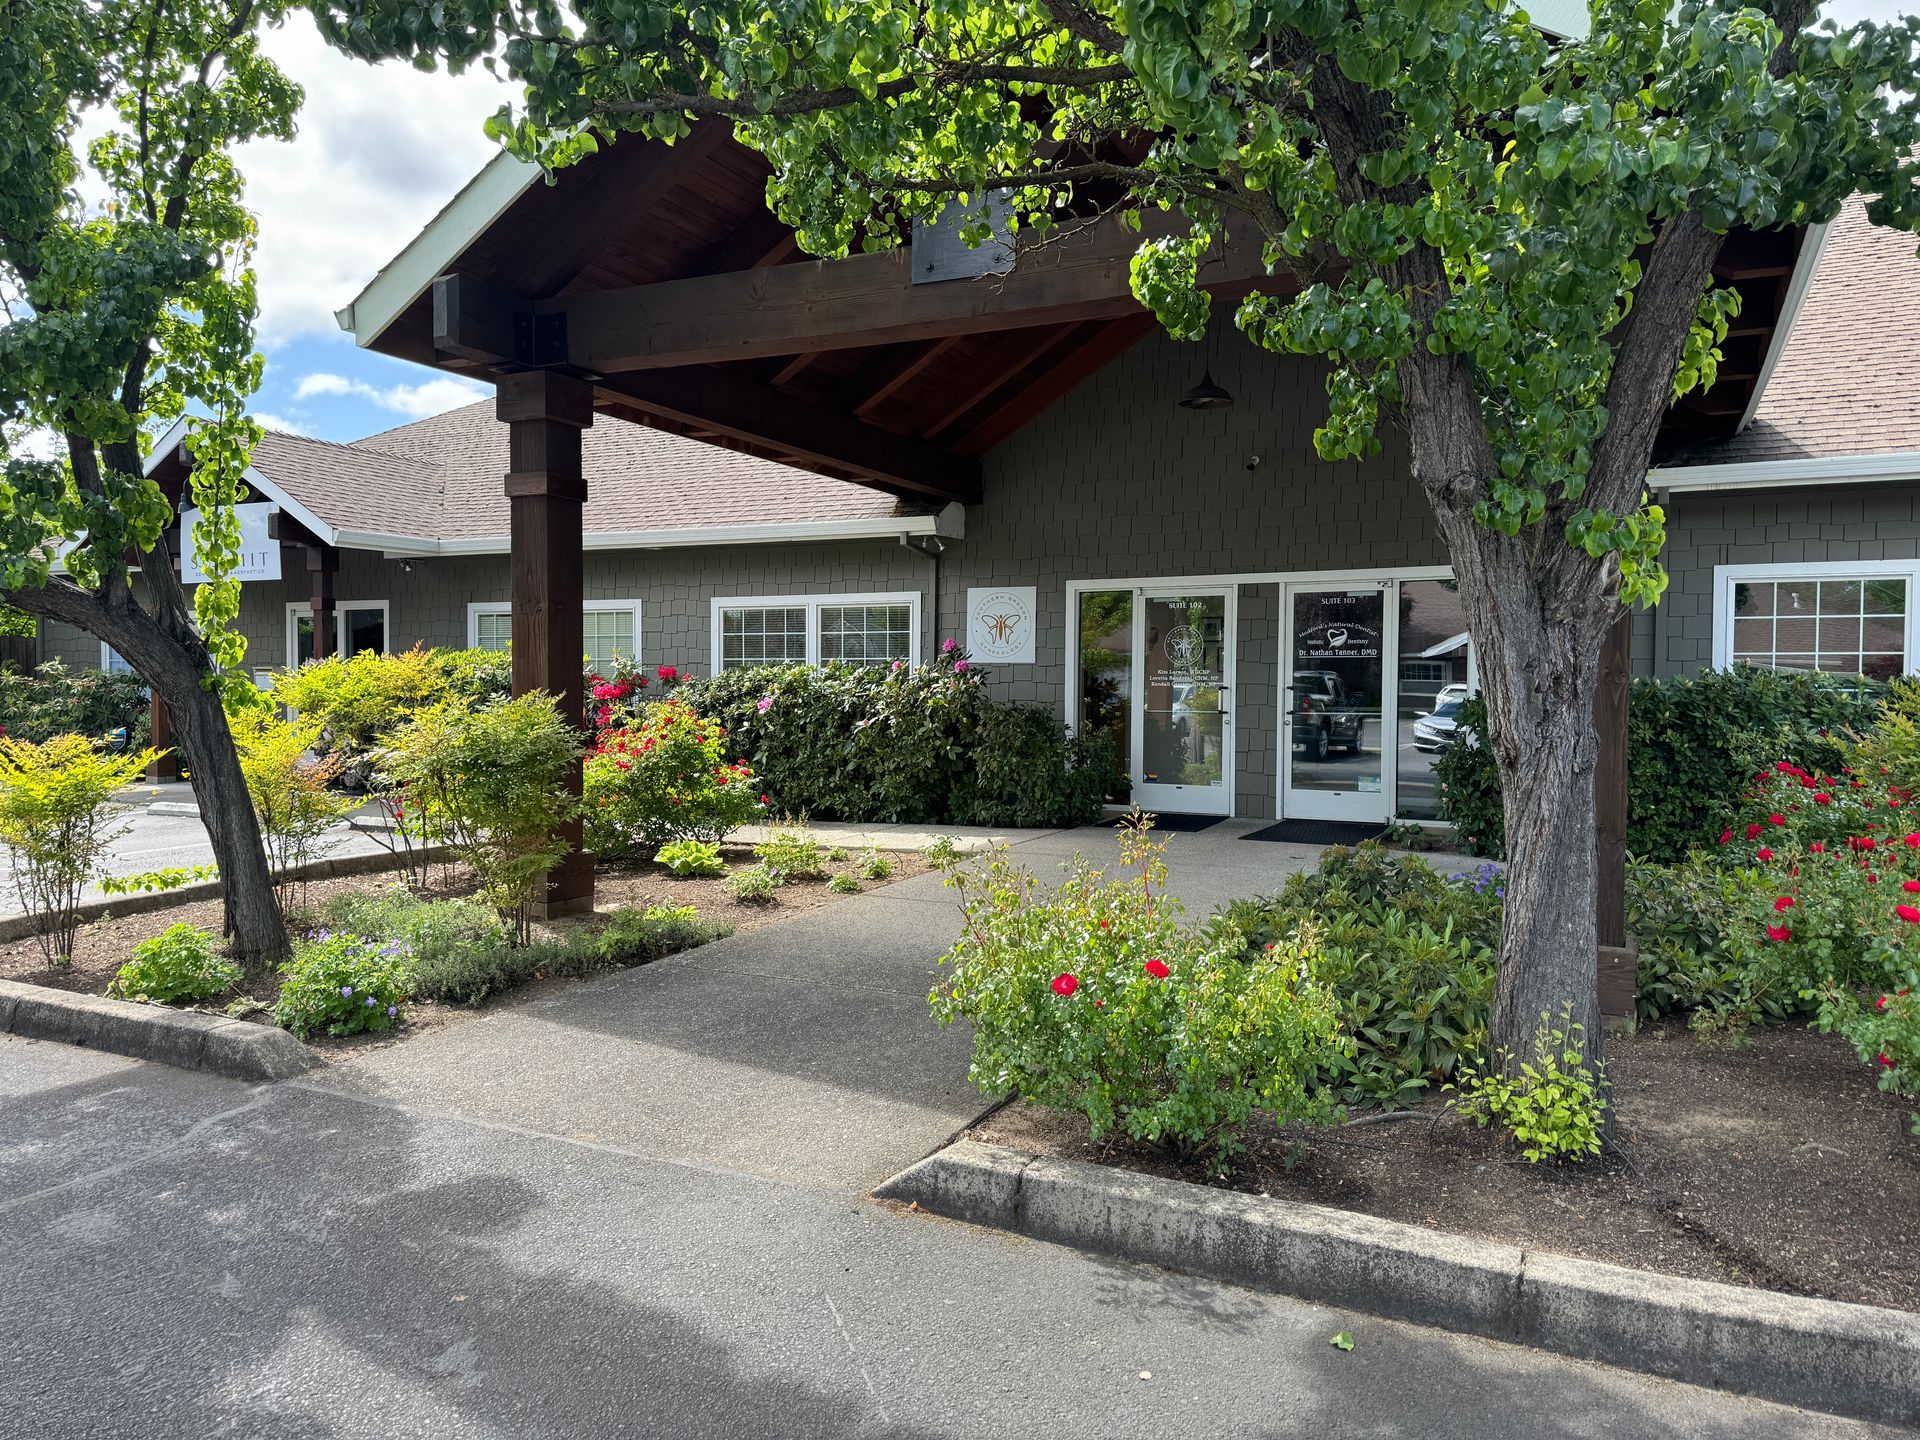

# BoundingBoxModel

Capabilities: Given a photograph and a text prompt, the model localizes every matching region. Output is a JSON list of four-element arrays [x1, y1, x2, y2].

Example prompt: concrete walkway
[[305, 820, 1480, 1192]]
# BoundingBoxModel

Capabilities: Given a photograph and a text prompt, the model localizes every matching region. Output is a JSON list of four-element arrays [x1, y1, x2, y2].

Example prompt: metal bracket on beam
[[515, 311, 569, 369]]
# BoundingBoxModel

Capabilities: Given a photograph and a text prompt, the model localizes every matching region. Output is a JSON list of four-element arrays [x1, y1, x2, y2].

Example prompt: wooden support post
[[499, 369, 595, 916], [308, 545, 339, 662], [147, 693, 177, 781], [1594, 612, 1635, 1020]]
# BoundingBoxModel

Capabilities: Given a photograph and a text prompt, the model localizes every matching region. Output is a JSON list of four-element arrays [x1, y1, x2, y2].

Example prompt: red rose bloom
[[1905, 880, 1920, 893], [1051, 973, 1079, 997], [1899, 905, 1920, 925], [1810, 843, 1826, 853], [1766, 924, 1792, 942], [1813, 793, 1832, 805], [1756, 847, 1774, 861], [1773, 896, 1794, 912], [1744, 823, 1762, 840], [1144, 958, 1170, 979], [1718, 828, 1733, 845], [1769, 813, 1786, 826], [1880, 1053, 1896, 1068]]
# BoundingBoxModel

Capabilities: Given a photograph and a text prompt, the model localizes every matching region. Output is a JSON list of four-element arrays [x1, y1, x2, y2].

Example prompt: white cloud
[[236, 14, 513, 348], [253, 412, 310, 436], [295, 371, 488, 418]]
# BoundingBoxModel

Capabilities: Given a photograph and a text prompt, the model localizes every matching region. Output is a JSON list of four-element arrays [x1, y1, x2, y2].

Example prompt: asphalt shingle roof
[[1672, 194, 1920, 467], [256, 402, 927, 543]]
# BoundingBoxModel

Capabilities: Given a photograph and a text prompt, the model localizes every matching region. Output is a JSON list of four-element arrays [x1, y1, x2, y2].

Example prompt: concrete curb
[[0, 845, 457, 944], [0, 978, 315, 1082], [876, 1139, 1920, 1429]]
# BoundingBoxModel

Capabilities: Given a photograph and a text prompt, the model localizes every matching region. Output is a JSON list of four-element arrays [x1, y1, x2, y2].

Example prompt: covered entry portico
[[338, 125, 1801, 913]]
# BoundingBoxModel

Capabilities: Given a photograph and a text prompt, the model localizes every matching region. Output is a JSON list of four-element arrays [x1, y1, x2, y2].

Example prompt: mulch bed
[[974, 1021, 1920, 1313], [0, 843, 933, 1063]]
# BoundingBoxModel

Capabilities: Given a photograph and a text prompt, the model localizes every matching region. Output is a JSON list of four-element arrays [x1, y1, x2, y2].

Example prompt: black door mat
[[1104, 811, 1224, 833], [1242, 819, 1388, 845]]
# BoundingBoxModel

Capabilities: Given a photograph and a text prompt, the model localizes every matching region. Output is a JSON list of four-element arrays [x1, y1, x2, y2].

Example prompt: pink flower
[[1144, 958, 1170, 979], [756, 696, 774, 713], [656, 664, 679, 682], [953, 659, 970, 673], [941, 638, 957, 653], [1051, 973, 1079, 998]]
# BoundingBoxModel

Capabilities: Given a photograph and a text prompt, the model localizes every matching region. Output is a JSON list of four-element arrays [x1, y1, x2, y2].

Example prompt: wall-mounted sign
[[967, 586, 1037, 665], [180, 503, 281, 584]]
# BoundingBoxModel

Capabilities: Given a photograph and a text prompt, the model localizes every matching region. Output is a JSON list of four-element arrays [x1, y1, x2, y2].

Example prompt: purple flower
[[365, 996, 376, 1008], [386, 1005, 398, 1018], [340, 985, 353, 998]]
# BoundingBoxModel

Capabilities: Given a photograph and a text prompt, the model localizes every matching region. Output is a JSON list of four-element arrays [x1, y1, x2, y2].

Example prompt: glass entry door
[[1133, 590, 1234, 816], [1283, 585, 1388, 822]]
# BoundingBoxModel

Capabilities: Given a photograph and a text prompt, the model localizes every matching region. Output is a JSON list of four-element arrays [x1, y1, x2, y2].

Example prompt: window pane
[[475, 610, 511, 652], [819, 603, 912, 665], [343, 607, 385, 659], [1730, 573, 1906, 678], [720, 606, 806, 668], [1077, 590, 1132, 805], [582, 608, 636, 676]]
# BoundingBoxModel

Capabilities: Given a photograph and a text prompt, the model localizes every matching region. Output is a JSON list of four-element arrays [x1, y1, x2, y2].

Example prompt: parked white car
[[1412, 697, 1464, 751]]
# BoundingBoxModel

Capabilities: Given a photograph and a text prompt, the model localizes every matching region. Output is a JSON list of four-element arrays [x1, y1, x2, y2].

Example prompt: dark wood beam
[[593, 367, 982, 504], [853, 336, 966, 420], [918, 327, 1080, 440], [434, 272, 522, 366], [954, 313, 1160, 455], [535, 213, 1268, 373], [516, 120, 731, 299], [769, 352, 820, 387]]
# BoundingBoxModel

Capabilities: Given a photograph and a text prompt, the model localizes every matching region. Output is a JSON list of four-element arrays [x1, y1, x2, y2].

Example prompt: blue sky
[[245, 1, 1915, 445]]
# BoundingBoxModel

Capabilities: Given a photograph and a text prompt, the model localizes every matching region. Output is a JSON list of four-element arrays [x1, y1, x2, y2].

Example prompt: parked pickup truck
[[1292, 670, 1365, 760]]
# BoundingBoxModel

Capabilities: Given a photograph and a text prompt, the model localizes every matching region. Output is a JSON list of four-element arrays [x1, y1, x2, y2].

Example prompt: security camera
[[1245, 454, 1262, 472]]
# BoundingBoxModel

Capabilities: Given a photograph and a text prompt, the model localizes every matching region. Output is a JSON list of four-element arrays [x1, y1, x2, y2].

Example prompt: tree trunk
[[1439, 515, 1610, 1069], [5, 573, 291, 978], [162, 675, 289, 977]]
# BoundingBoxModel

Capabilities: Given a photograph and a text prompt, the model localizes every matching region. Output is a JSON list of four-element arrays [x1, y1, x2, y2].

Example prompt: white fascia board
[[1736, 219, 1830, 433], [345, 512, 949, 558], [1650, 450, 1920, 494], [333, 152, 541, 348], [143, 418, 342, 546]]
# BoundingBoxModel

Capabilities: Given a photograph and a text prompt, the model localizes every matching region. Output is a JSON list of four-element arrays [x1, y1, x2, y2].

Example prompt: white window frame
[[100, 642, 135, 676], [709, 591, 923, 671], [466, 599, 645, 671], [1710, 560, 1920, 675], [286, 599, 391, 665]]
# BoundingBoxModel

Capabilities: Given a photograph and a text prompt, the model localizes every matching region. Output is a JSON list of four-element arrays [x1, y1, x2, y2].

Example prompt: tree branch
[[593, 61, 1133, 120]]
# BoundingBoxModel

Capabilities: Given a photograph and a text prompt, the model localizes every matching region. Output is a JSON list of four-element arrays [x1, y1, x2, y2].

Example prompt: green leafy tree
[[309, 0, 1920, 1061], [0, 0, 302, 970]]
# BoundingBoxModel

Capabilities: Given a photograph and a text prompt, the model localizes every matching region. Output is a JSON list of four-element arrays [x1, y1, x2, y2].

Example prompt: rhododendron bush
[[583, 699, 766, 857], [929, 826, 1344, 1170]]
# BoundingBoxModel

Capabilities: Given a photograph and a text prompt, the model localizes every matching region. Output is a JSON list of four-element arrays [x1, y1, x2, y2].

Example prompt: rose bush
[[930, 827, 1345, 1171], [582, 699, 766, 857]]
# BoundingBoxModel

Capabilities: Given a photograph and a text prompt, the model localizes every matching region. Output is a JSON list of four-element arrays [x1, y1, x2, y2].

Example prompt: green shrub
[[1210, 844, 1500, 1107], [0, 734, 157, 965], [931, 829, 1344, 1171], [590, 903, 732, 965], [655, 838, 727, 877], [383, 693, 581, 943], [273, 931, 414, 1039], [106, 924, 238, 1005], [323, 888, 507, 968], [679, 655, 1112, 827], [754, 826, 825, 879], [859, 847, 893, 880], [0, 661, 149, 748], [1626, 856, 1767, 1025], [826, 845, 849, 862], [724, 863, 781, 903], [1817, 968, 1920, 1134], [1437, 668, 1880, 861], [1449, 1008, 1607, 1164], [228, 708, 356, 906], [965, 703, 1118, 828], [828, 873, 860, 894], [583, 700, 765, 856]]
